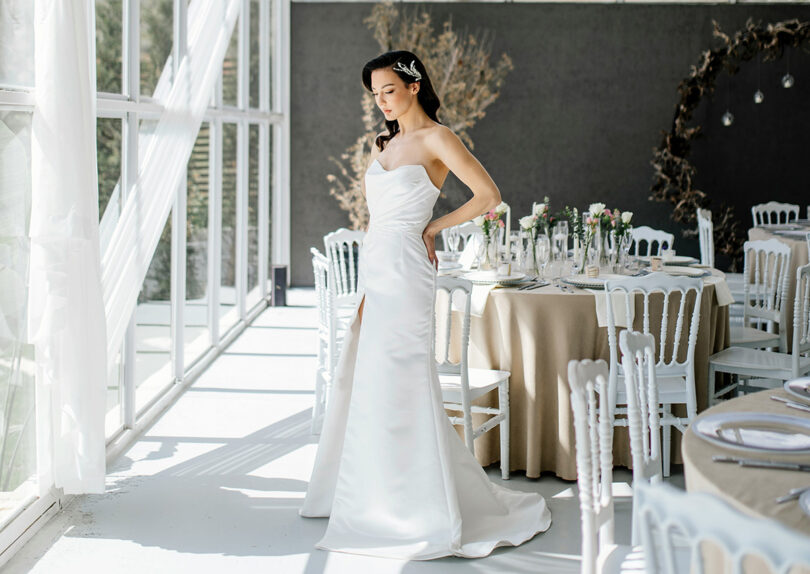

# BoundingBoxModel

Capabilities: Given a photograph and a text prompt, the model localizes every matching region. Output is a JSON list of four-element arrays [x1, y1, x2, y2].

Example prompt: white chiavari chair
[[696, 208, 744, 323], [323, 228, 365, 309], [629, 226, 674, 257], [695, 208, 714, 269], [435, 276, 511, 480], [635, 481, 810, 574], [730, 239, 792, 352], [311, 247, 337, 434], [440, 220, 480, 252], [569, 359, 647, 574], [751, 201, 799, 226], [708, 262, 810, 404], [618, 330, 663, 546], [605, 273, 703, 477]]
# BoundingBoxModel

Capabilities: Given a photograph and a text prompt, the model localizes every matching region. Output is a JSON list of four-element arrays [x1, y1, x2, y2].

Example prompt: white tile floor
[[4, 288, 681, 574]]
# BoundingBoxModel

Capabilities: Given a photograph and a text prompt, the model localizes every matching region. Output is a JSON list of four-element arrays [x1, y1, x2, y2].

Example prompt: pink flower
[[498, 220, 505, 228], [586, 217, 593, 225], [604, 208, 611, 217]]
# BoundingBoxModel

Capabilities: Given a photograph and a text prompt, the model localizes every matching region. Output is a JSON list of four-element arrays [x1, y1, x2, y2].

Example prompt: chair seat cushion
[[439, 368, 509, 401], [709, 346, 810, 378], [730, 325, 781, 348], [598, 544, 646, 574]]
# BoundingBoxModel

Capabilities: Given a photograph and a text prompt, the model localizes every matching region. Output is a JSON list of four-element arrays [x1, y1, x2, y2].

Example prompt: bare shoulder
[[423, 124, 463, 153]]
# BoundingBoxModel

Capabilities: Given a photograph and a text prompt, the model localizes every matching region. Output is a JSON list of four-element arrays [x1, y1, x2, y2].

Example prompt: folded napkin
[[588, 289, 635, 328], [704, 275, 735, 307], [458, 234, 483, 270]]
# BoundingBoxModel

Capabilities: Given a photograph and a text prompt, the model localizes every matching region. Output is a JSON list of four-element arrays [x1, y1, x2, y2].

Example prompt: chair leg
[[499, 381, 510, 480], [662, 406, 672, 478], [707, 363, 716, 407]]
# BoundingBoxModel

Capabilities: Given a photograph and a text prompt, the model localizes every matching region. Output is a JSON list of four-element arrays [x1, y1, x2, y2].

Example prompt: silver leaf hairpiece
[[393, 59, 421, 81]]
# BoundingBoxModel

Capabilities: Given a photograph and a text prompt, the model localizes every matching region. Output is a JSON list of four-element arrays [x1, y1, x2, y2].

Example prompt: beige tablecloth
[[438, 272, 730, 480], [682, 388, 810, 573], [748, 227, 810, 350]]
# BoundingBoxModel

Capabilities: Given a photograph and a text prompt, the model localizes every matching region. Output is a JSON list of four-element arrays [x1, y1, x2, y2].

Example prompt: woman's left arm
[[422, 126, 503, 268]]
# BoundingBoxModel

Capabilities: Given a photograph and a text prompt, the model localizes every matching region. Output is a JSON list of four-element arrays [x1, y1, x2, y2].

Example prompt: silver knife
[[770, 395, 810, 414], [713, 455, 810, 472]]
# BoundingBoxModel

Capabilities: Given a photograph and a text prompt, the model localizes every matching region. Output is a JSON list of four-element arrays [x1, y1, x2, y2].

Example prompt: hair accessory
[[393, 59, 421, 81]]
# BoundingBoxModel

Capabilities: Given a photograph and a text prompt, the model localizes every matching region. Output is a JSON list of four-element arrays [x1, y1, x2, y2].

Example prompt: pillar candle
[[504, 206, 511, 259]]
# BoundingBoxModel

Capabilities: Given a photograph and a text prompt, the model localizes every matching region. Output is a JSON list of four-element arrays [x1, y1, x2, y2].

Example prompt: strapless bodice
[[364, 159, 440, 235]]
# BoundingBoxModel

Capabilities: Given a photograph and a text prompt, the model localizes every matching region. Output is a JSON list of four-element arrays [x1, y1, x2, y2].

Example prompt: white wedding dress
[[299, 158, 551, 560]]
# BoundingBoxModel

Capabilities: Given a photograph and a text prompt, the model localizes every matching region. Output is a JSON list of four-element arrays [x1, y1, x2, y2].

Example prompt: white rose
[[589, 202, 605, 217], [533, 203, 546, 216], [621, 211, 633, 224], [519, 215, 535, 230], [473, 215, 485, 226], [495, 201, 509, 215]]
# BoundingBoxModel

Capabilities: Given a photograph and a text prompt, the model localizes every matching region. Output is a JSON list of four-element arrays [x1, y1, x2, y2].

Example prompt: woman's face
[[370, 68, 418, 121]]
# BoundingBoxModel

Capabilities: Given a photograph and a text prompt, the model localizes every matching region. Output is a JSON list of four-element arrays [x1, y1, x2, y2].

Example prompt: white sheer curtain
[[101, 0, 240, 362], [28, 0, 106, 495]]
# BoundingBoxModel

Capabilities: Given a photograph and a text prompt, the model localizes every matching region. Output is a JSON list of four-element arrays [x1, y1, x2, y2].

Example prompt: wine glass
[[447, 226, 461, 253]]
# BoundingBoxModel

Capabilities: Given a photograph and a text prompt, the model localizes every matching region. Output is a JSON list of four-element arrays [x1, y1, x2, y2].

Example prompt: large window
[[0, 111, 36, 524], [0, 0, 285, 547]]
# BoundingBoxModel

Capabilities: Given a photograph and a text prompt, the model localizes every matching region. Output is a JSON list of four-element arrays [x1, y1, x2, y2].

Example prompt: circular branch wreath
[[650, 18, 810, 270]]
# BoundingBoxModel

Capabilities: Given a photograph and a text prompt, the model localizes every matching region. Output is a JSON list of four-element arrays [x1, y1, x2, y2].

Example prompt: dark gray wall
[[291, 3, 810, 285]]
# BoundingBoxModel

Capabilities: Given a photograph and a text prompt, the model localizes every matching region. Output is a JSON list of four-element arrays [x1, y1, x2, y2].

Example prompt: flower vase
[[527, 229, 540, 275], [480, 228, 501, 270], [596, 226, 610, 270]]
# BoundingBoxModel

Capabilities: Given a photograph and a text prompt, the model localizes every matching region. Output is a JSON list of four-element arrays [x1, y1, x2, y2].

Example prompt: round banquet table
[[748, 225, 810, 350], [437, 269, 730, 480], [682, 388, 810, 573]]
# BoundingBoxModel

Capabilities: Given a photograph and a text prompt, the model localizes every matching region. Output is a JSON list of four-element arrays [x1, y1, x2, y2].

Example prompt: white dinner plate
[[693, 412, 810, 454], [638, 255, 699, 266], [562, 273, 628, 290], [784, 377, 810, 405], [800, 489, 810, 518], [661, 266, 708, 277], [462, 271, 527, 285]]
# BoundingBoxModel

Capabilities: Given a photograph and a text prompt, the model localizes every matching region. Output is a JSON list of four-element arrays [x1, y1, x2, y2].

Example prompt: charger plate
[[693, 412, 810, 453], [785, 377, 810, 405], [562, 273, 628, 290], [462, 271, 527, 286]]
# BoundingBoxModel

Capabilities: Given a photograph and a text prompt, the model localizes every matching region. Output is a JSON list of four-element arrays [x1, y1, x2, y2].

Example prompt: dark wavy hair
[[362, 50, 441, 151]]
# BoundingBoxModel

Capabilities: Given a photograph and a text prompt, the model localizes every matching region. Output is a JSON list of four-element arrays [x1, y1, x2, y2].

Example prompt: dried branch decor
[[650, 18, 810, 269], [327, 2, 513, 229]]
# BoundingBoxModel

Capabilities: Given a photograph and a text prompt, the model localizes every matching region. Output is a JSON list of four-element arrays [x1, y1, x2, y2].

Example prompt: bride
[[300, 50, 551, 560]]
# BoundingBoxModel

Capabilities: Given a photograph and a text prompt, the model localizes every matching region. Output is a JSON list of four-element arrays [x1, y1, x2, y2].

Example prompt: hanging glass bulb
[[782, 73, 795, 88], [754, 90, 764, 104], [721, 110, 734, 127]]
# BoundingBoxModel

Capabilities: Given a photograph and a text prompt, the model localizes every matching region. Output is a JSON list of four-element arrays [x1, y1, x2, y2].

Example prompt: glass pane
[[220, 123, 238, 334], [140, 0, 173, 97], [97, 118, 122, 221], [267, 0, 274, 110], [135, 215, 173, 415], [185, 123, 211, 367], [249, 0, 259, 109], [267, 129, 273, 289], [105, 344, 124, 437], [246, 124, 260, 309], [222, 16, 238, 106], [0, 111, 36, 519], [0, 1, 34, 88], [96, 0, 123, 94]]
